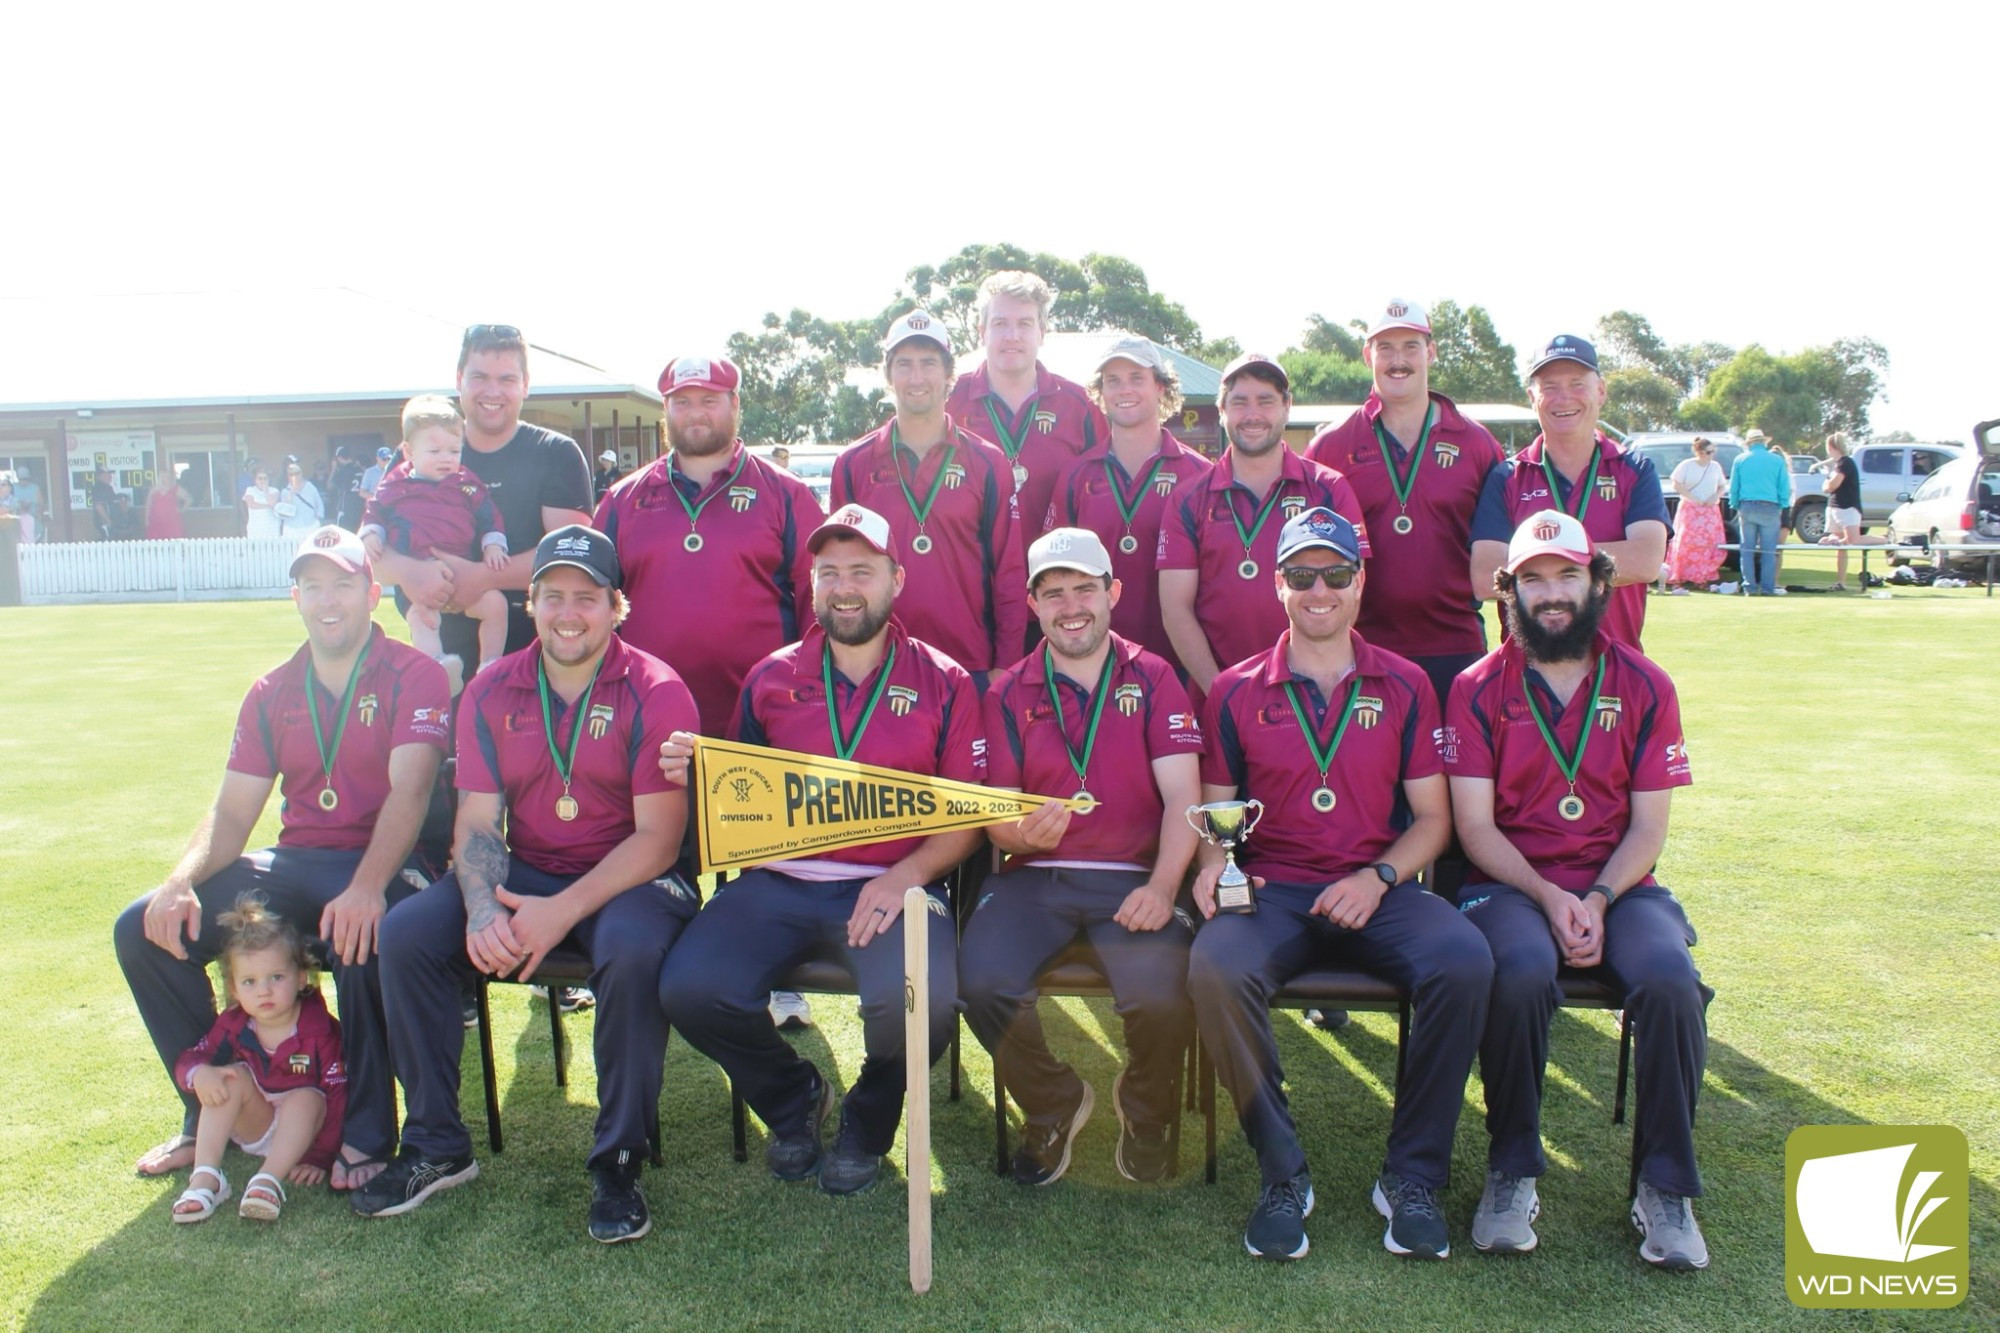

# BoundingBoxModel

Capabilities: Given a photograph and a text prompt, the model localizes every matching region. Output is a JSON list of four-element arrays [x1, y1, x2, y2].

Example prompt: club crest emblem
[[1033, 409, 1057, 434], [1596, 696, 1623, 732], [1533, 518, 1562, 541], [312, 530, 342, 549], [288, 1053, 312, 1075], [1598, 476, 1618, 501], [943, 463, 966, 490], [587, 703, 615, 740], [730, 778, 752, 802], [1280, 495, 1307, 519], [1154, 472, 1177, 497], [887, 685, 919, 717], [357, 693, 378, 726], [1114, 683, 1144, 717], [1435, 440, 1460, 468], [1355, 694, 1384, 729], [461, 484, 479, 498], [728, 485, 757, 512]]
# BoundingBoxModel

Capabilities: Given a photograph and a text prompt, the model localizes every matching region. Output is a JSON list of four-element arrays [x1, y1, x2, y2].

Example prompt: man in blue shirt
[[1726, 430, 1791, 596]]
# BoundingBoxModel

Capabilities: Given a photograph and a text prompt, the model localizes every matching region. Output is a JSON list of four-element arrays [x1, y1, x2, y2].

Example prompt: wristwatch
[[1373, 862, 1398, 888], [1583, 884, 1615, 908]]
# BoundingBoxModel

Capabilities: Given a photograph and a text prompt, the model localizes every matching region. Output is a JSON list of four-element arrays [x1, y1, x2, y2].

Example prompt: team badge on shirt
[[1598, 475, 1619, 502], [1154, 473, 1178, 497], [1033, 410, 1057, 434], [943, 463, 967, 490], [887, 685, 918, 716], [1435, 441, 1460, 467], [729, 486, 757, 512], [1115, 683, 1144, 717], [588, 703, 616, 740], [1281, 495, 1307, 519], [288, 1053, 312, 1075], [461, 484, 479, 498], [1355, 694, 1384, 729], [1596, 696, 1623, 732], [357, 693, 378, 726]]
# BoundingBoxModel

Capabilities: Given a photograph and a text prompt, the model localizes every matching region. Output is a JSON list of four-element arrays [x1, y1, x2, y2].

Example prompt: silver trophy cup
[[1186, 799, 1266, 915]]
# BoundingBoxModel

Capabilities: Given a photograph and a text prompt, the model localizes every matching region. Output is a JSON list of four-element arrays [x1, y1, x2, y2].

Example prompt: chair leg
[[1200, 1038, 1217, 1185], [1613, 1008, 1631, 1125], [731, 1083, 748, 1164], [548, 991, 569, 1090], [993, 1074, 1010, 1177], [1167, 1042, 1185, 1178], [1628, 1116, 1641, 1200], [1395, 1001, 1411, 1093], [477, 979, 503, 1154], [1184, 1032, 1198, 1112], [950, 1017, 962, 1103]]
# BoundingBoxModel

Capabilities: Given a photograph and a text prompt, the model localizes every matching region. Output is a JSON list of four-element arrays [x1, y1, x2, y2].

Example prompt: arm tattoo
[[459, 819, 509, 932]]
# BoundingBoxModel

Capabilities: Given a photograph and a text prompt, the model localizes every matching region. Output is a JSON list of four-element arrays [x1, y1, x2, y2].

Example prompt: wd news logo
[[1786, 1126, 1967, 1309]]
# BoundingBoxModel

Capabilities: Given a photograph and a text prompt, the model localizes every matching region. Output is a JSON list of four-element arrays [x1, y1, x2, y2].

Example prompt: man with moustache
[[947, 270, 1109, 548], [659, 505, 979, 1196], [960, 527, 1205, 1186], [1446, 510, 1709, 1269], [356, 526, 700, 1244], [1047, 337, 1212, 674], [832, 311, 1027, 690], [1469, 336, 1668, 650], [1160, 354, 1369, 699], [1186, 507, 1491, 1263]]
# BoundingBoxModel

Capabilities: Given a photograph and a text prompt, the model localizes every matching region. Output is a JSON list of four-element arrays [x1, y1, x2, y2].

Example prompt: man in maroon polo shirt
[[832, 310, 1027, 687], [1048, 337, 1212, 674], [1469, 335, 1669, 650], [1160, 353, 1370, 698], [359, 525, 700, 1245], [1187, 506, 1491, 1263], [659, 504, 979, 1197], [1445, 509, 1710, 1270], [1306, 300, 1508, 705], [946, 269, 1109, 548], [116, 525, 452, 1194], [961, 527, 1204, 1187]]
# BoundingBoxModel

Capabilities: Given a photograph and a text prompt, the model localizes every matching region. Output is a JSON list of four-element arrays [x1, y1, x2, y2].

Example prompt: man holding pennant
[[961, 527, 1206, 1186], [1187, 506, 1492, 1263], [659, 505, 981, 1197], [1445, 509, 1709, 1269], [357, 525, 701, 1245]]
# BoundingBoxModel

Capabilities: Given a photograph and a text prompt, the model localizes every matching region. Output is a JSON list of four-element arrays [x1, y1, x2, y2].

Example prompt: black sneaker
[[1244, 1169, 1315, 1260], [1372, 1170, 1450, 1259], [349, 1148, 479, 1218], [588, 1151, 650, 1244], [1012, 1082, 1094, 1187], [559, 986, 595, 1014], [1112, 1069, 1172, 1184], [461, 999, 479, 1030], [1305, 1008, 1350, 1030], [818, 1113, 882, 1197], [767, 1066, 835, 1182]]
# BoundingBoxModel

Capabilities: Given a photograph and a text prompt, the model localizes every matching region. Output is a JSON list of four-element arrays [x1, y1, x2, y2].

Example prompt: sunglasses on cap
[[462, 323, 523, 345], [1279, 564, 1359, 591]]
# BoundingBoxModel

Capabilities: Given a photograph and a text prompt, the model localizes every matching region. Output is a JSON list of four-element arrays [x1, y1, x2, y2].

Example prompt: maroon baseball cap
[[659, 356, 742, 397]]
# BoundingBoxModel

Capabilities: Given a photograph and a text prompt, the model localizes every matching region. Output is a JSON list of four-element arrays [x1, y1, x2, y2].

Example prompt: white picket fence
[[19, 537, 296, 604]]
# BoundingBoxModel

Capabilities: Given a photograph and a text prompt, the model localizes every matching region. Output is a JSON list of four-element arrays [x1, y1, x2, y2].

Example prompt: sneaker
[[1667, 587, 1690, 596], [587, 1151, 650, 1244], [1243, 1169, 1315, 1261], [1305, 1008, 1350, 1030], [1632, 1181, 1709, 1270], [818, 1112, 882, 1196], [1772, 587, 1788, 596], [530, 984, 596, 1013], [1112, 1069, 1172, 1184], [767, 1067, 835, 1181], [769, 991, 814, 1031], [1013, 1082, 1095, 1187], [1373, 1170, 1451, 1259], [461, 998, 479, 1030], [1471, 1170, 1541, 1254], [350, 1148, 479, 1218]]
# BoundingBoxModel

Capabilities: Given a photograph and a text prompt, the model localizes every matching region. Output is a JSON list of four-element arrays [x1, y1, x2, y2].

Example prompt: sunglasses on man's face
[[463, 323, 522, 345], [1279, 564, 1359, 591]]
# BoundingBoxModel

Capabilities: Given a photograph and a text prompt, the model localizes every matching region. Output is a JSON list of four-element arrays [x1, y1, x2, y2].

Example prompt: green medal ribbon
[[1282, 675, 1362, 785], [1540, 446, 1602, 524], [305, 640, 371, 797], [891, 426, 956, 530], [669, 448, 749, 533], [822, 641, 898, 761], [1043, 644, 1114, 791], [1225, 476, 1290, 560], [1373, 402, 1437, 512], [982, 397, 1038, 463], [1522, 654, 1607, 790], [537, 654, 606, 791], [1103, 453, 1167, 533]]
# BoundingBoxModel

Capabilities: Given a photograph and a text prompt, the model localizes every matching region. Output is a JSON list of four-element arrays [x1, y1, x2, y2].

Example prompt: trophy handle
[[1184, 804, 1207, 838], [1240, 799, 1266, 837]]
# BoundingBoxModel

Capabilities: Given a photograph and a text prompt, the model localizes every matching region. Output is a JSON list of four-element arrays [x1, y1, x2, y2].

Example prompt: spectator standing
[[277, 460, 326, 539], [1726, 429, 1791, 596], [147, 463, 192, 540], [1663, 437, 1727, 593], [243, 468, 282, 539], [593, 450, 625, 503], [91, 467, 119, 540], [1817, 433, 1863, 590], [11, 464, 41, 543]]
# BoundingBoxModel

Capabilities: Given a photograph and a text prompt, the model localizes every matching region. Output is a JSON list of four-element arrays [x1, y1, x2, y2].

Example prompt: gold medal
[[317, 787, 339, 812], [1238, 558, 1259, 579], [1310, 786, 1336, 813], [1012, 463, 1029, 489], [1558, 792, 1585, 821], [683, 532, 704, 553], [1392, 513, 1414, 535], [1071, 789, 1097, 814], [556, 794, 579, 822], [911, 533, 933, 556], [1119, 533, 1139, 555]]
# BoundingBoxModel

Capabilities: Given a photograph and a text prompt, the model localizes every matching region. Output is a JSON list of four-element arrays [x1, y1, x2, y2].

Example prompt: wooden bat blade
[[904, 884, 933, 1294]]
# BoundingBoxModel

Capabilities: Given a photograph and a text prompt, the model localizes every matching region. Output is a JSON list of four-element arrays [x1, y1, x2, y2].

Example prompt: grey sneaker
[[768, 990, 813, 1031], [1632, 1180, 1709, 1270], [1243, 1169, 1315, 1261], [1013, 1082, 1094, 1186], [1471, 1170, 1541, 1254], [1372, 1170, 1450, 1259]]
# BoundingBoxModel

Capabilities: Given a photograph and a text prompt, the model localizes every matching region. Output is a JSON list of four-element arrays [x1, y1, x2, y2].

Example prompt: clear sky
[[10, 3, 1993, 440]]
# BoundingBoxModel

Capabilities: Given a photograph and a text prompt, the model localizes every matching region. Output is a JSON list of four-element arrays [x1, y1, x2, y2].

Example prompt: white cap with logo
[[1027, 527, 1114, 585], [1505, 509, 1594, 572], [881, 309, 951, 356], [1367, 299, 1431, 339]]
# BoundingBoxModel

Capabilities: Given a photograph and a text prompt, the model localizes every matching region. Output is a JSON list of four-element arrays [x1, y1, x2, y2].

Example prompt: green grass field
[[3, 569, 1995, 1330]]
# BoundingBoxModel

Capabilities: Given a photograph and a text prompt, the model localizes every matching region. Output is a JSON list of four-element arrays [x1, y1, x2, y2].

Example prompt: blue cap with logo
[[1526, 334, 1599, 377], [1275, 507, 1361, 564]]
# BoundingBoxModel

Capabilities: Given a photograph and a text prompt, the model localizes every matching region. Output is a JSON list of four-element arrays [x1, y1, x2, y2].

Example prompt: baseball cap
[[1095, 336, 1167, 374], [289, 525, 370, 578], [1220, 351, 1290, 396], [809, 503, 898, 560], [532, 524, 621, 589], [1027, 527, 1114, 585], [1526, 334, 1600, 377], [880, 309, 950, 357], [1275, 507, 1361, 565], [659, 355, 742, 397], [598, 450, 618, 464], [375, 446, 394, 461], [1367, 299, 1431, 339], [1505, 509, 1594, 572]]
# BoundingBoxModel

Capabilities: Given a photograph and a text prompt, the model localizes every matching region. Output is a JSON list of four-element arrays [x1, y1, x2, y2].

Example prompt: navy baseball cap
[[1526, 334, 1599, 377], [533, 525, 621, 589], [1275, 507, 1361, 564], [375, 446, 395, 461]]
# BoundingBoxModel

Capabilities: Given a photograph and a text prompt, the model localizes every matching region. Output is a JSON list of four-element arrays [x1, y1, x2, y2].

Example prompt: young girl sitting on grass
[[168, 896, 346, 1223]]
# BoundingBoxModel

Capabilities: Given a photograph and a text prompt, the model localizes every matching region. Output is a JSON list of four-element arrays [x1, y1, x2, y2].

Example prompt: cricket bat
[[904, 884, 933, 1294]]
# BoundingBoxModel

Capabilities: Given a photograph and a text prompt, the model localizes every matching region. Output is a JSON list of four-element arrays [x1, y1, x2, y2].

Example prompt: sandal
[[135, 1132, 197, 1178], [239, 1171, 287, 1222], [171, 1165, 230, 1224], [331, 1148, 388, 1192]]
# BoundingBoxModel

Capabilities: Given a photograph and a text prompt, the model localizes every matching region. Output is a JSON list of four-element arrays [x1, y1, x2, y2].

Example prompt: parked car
[[1883, 452, 2000, 573], [758, 445, 841, 507], [1778, 441, 1961, 544], [1625, 432, 1745, 569]]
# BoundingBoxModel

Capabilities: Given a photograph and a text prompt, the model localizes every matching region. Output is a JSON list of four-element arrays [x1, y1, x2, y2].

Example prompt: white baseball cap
[[598, 450, 618, 464], [1505, 509, 1594, 572], [881, 309, 951, 357], [1367, 299, 1431, 339], [289, 525, 370, 577], [1094, 336, 1167, 374], [809, 503, 899, 560], [1027, 527, 1114, 585]]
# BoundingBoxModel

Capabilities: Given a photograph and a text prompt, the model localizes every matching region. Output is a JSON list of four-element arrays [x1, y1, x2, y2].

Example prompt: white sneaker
[[1632, 1181, 1709, 1270], [1772, 587, 1788, 596], [769, 991, 813, 1030]]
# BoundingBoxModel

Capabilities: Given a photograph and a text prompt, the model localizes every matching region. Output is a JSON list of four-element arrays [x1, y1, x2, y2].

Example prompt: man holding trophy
[[1186, 507, 1493, 1262]]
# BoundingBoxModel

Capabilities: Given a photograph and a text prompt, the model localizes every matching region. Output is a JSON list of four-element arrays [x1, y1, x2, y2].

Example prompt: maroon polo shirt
[[1470, 434, 1671, 651], [361, 461, 505, 559], [733, 619, 985, 873], [458, 635, 698, 879], [1047, 428, 1213, 669], [1159, 448, 1372, 675], [947, 361, 1108, 545], [985, 633, 1204, 868], [594, 443, 822, 735], [1444, 634, 1691, 892], [1306, 391, 1506, 658], [1200, 630, 1440, 885], [830, 418, 1027, 674], [227, 626, 452, 852]]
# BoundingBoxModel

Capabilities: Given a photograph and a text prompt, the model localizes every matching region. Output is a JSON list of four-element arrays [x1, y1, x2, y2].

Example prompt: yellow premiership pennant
[[692, 737, 1085, 874]]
